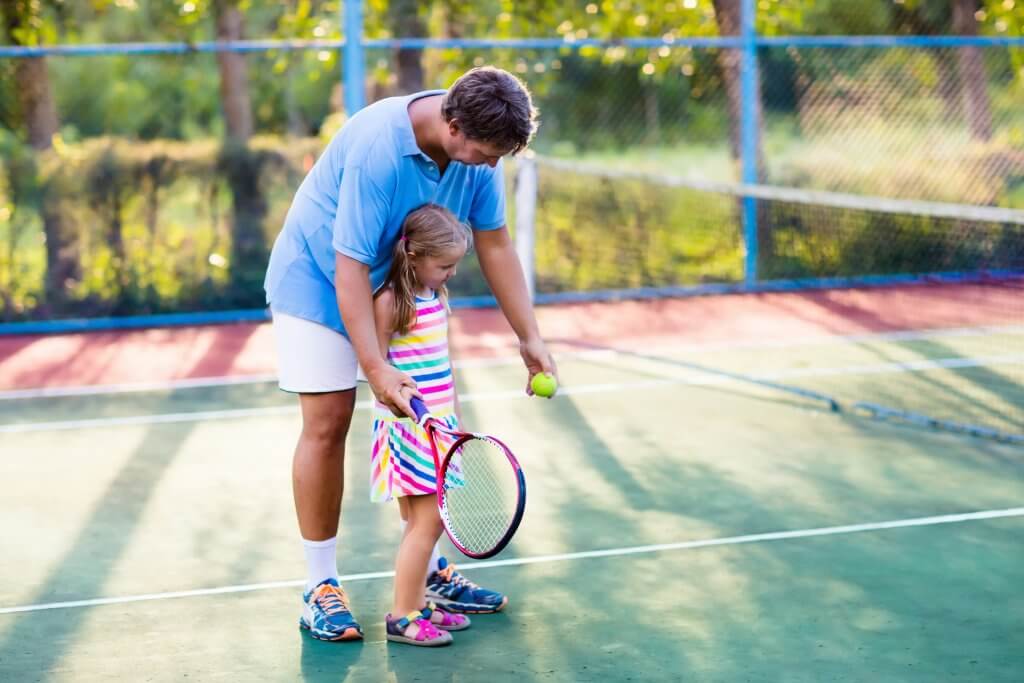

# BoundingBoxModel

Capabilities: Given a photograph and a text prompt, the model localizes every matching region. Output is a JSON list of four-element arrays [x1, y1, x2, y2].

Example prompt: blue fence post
[[343, 0, 365, 114], [740, 0, 759, 287]]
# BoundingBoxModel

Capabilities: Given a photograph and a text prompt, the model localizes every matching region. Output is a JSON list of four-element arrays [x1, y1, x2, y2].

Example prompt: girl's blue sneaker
[[425, 557, 509, 614]]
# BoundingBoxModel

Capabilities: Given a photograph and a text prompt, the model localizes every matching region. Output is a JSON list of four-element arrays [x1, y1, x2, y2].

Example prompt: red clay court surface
[[1, 281, 1021, 392]]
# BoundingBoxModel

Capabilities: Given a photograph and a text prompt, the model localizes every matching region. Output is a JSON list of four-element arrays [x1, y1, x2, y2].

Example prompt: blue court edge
[[1, 270, 1020, 336]]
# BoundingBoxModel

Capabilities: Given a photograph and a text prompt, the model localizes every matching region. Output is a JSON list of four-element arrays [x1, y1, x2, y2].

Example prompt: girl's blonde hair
[[383, 204, 472, 335]]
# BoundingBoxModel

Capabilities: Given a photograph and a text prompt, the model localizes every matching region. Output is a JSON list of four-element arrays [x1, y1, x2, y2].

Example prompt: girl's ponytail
[[387, 236, 419, 335]]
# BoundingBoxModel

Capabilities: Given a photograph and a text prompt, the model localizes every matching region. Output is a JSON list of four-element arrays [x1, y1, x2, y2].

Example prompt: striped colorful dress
[[370, 290, 460, 502]]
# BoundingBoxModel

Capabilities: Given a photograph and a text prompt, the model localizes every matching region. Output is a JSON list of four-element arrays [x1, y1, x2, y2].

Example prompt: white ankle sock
[[302, 536, 338, 592]]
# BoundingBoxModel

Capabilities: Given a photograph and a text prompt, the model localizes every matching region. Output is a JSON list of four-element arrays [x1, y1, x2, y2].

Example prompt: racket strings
[[442, 436, 520, 554]]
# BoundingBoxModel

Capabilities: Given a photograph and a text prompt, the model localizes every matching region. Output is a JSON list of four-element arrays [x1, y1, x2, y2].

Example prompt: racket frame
[[411, 397, 527, 559]]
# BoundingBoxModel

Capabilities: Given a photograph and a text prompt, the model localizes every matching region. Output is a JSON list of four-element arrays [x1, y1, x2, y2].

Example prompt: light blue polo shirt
[[263, 90, 506, 335]]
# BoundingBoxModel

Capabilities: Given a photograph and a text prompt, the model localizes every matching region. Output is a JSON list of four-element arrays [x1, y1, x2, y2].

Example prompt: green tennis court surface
[[2, 330, 1022, 681]]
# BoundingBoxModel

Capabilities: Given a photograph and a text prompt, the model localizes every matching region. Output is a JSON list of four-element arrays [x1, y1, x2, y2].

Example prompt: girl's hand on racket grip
[[366, 363, 420, 419], [520, 336, 558, 396]]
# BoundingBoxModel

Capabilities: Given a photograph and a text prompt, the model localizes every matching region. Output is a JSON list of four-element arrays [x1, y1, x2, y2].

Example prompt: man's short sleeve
[[468, 159, 507, 231], [332, 165, 392, 264]]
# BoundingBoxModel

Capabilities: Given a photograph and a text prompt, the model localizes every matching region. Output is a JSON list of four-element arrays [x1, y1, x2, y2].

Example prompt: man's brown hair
[[441, 66, 539, 155]]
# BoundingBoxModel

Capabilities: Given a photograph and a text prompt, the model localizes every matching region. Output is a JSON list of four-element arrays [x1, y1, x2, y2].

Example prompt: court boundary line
[[1, 507, 1020, 616], [2, 352, 1021, 435], [0, 350, 618, 401], [3, 323, 1020, 401]]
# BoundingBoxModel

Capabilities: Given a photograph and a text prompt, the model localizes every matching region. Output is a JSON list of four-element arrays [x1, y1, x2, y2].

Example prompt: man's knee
[[301, 418, 349, 448], [300, 393, 355, 447]]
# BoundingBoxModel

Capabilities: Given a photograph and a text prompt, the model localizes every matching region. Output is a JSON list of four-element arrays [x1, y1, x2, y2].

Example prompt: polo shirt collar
[[398, 89, 446, 158]]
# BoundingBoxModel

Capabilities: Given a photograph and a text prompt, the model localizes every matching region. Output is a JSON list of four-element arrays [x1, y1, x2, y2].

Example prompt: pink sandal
[[385, 610, 453, 647], [425, 603, 471, 631]]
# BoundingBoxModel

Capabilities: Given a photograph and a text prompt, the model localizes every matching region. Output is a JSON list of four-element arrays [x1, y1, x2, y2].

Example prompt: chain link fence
[[1, 6, 1023, 323]]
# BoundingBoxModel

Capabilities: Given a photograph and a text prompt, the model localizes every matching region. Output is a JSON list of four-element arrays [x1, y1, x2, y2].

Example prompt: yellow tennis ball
[[530, 372, 558, 398]]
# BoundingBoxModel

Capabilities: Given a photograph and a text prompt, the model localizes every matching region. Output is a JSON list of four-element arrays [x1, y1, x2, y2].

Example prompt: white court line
[[2, 353, 1021, 435], [0, 350, 617, 401], [0, 373, 280, 401], [757, 353, 1024, 379], [1, 506, 1020, 615], [3, 324, 1020, 401], [631, 323, 1024, 359]]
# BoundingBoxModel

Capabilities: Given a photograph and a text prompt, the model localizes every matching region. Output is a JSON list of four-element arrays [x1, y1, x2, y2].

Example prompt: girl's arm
[[372, 287, 397, 362]]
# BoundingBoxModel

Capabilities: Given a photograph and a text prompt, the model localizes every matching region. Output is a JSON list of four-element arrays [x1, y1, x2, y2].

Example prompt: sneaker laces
[[314, 583, 352, 617], [437, 562, 479, 590]]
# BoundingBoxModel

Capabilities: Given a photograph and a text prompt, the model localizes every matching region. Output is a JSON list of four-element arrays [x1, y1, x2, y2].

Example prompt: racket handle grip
[[409, 396, 430, 422]]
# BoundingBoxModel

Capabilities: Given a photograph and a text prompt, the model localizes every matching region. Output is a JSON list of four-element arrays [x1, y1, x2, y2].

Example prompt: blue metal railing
[[740, 0, 759, 286], [343, 0, 365, 115], [2, 34, 1021, 59]]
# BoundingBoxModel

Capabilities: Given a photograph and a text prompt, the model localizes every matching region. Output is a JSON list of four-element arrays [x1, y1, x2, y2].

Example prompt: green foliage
[[0, 128, 45, 315], [53, 54, 223, 140], [1, 2, 1023, 320], [5, 1, 1021, 145], [0, 135, 319, 320], [763, 202, 1024, 280], [530, 164, 744, 292], [521, 154, 1023, 291]]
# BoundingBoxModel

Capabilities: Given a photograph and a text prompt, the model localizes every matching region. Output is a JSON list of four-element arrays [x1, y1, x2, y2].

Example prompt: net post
[[515, 155, 538, 302], [740, 0, 759, 287], [342, 0, 365, 115]]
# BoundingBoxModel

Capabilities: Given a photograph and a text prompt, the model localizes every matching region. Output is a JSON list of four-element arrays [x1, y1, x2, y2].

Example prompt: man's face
[[443, 120, 509, 167]]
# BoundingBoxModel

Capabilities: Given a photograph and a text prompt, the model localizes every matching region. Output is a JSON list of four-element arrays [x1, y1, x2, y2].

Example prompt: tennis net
[[515, 156, 1024, 443]]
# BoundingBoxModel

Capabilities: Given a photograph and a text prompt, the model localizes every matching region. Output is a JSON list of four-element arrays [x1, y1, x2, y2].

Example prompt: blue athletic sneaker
[[425, 557, 508, 613], [299, 578, 363, 641]]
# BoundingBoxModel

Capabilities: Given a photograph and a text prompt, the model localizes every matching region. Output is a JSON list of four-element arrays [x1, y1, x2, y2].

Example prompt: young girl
[[371, 204, 474, 647]]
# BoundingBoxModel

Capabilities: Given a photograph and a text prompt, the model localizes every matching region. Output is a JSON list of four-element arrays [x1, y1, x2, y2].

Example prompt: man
[[264, 67, 557, 641]]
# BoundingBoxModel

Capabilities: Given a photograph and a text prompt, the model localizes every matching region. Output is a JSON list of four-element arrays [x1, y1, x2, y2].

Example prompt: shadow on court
[[0, 421, 197, 676], [765, 287, 1023, 436], [2, 348, 1023, 681]]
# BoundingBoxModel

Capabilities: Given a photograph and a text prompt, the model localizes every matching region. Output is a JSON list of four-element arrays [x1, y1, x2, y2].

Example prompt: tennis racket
[[410, 396, 526, 559]]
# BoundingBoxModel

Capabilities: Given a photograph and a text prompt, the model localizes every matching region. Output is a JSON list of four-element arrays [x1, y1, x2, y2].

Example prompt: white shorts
[[271, 311, 360, 393]]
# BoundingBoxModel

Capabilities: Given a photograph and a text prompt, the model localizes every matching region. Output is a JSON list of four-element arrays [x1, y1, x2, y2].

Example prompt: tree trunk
[[213, 2, 263, 304], [388, 0, 425, 93], [215, 2, 253, 142], [710, 0, 764, 178], [14, 57, 59, 150], [40, 197, 79, 312], [713, 0, 743, 163], [14, 58, 76, 308], [221, 143, 268, 306], [1, 1, 78, 312], [952, 0, 993, 141], [711, 0, 771, 276], [643, 82, 660, 146], [284, 62, 309, 136]]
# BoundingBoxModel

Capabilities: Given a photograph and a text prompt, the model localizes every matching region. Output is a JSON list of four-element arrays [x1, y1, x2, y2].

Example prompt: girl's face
[[411, 242, 468, 291]]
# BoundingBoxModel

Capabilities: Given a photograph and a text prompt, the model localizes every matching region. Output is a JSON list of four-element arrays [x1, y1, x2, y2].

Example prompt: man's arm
[[335, 253, 418, 417], [473, 226, 558, 392]]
